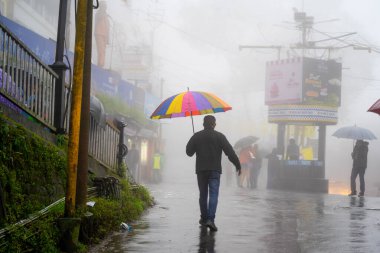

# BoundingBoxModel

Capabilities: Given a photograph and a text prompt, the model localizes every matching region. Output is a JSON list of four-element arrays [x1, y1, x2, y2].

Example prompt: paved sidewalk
[[90, 182, 380, 253]]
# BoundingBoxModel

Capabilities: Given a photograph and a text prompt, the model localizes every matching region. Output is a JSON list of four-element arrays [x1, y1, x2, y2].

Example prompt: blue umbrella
[[332, 125, 377, 140]]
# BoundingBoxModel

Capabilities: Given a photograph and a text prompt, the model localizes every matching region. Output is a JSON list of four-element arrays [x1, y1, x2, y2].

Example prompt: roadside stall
[[265, 57, 342, 193]]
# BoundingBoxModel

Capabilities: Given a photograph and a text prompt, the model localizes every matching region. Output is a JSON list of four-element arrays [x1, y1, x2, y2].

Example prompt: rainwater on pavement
[[89, 178, 380, 253]]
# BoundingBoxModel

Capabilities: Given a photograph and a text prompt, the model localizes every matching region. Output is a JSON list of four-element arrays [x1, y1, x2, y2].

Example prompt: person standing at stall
[[286, 138, 300, 160]]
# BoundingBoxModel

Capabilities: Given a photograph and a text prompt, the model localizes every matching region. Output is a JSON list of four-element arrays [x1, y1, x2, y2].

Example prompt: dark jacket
[[186, 129, 241, 174], [286, 143, 299, 160], [352, 140, 369, 169]]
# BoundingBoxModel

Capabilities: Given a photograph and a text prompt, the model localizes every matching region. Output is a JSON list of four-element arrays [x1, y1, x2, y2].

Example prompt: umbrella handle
[[191, 114, 194, 133], [188, 87, 195, 133]]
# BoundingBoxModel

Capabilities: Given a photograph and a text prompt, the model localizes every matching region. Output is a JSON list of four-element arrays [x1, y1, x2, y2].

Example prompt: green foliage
[[0, 113, 153, 251], [0, 115, 67, 227], [0, 202, 64, 253], [56, 134, 68, 151], [89, 180, 153, 240], [117, 162, 127, 178], [96, 92, 148, 126]]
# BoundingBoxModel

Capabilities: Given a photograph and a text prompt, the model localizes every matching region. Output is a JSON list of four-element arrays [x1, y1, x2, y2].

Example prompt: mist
[[103, 0, 380, 194]]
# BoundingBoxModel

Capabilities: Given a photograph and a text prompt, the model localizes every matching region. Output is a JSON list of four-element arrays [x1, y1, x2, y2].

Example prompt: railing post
[[50, 0, 69, 134], [116, 119, 127, 177]]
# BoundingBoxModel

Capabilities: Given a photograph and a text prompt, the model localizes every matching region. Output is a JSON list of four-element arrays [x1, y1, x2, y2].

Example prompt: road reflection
[[349, 197, 367, 251], [198, 226, 215, 253], [88, 184, 380, 253]]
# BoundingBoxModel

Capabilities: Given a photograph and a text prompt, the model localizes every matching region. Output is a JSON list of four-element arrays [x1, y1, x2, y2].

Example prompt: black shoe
[[206, 220, 218, 231], [199, 219, 207, 226], [348, 192, 356, 196], [358, 192, 364, 197]]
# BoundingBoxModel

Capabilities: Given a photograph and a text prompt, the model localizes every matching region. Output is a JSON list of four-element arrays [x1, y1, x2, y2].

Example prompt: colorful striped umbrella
[[150, 90, 232, 132]]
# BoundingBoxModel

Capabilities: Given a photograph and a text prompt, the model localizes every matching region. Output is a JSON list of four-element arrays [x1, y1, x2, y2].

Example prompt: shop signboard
[[268, 104, 338, 125]]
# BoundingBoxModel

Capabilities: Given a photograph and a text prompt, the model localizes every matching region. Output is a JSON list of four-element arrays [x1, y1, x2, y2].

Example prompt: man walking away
[[186, 115, 241, 231], [349, 140, 369, 197]]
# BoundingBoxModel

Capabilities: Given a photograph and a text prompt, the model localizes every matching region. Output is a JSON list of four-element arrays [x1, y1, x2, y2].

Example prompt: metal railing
[[0, 22, 58, 131], [89, 116, 119, 171], [0, 22, 119, 172]]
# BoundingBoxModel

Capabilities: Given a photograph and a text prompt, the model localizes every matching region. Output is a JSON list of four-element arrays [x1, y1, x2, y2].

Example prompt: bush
[[0, 114, 153, 251], [0, 202, 64, 253], [89, 180, 153, 241]]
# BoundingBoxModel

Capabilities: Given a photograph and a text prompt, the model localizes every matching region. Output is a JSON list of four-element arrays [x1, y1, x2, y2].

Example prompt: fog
[[103, 0, 380, 194]]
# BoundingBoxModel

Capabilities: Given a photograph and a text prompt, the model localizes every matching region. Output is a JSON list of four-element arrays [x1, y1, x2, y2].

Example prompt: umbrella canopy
[[150, 90, 231, 132], [234, 136, 259, 150], [332, 125, 377, 140], [150, 90, 231, 119], [368, 99, 380, 116]]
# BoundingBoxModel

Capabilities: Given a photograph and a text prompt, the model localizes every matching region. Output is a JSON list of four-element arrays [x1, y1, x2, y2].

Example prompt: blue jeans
[[197, 170, 221, 222], [351, 167, 366, 194]]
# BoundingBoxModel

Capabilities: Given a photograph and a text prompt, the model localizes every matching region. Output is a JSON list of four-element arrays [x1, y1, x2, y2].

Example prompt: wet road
[[90, 182, 380, 253]]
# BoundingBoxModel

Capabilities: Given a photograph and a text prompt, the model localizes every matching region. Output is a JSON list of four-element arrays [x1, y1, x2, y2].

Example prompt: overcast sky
[[105, 0, 380, 189]]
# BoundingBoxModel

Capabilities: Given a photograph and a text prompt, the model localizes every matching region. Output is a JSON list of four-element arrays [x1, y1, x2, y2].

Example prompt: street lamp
[[50, 0, 69, 134]]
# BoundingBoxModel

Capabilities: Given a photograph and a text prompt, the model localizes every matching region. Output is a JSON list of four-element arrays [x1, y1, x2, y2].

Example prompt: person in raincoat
[[152, 151, 163, 183], [186, 115, 241, 231], [249, 144, 262, 189], [349, 140, 369, 197], [238, 145, 254, 188]]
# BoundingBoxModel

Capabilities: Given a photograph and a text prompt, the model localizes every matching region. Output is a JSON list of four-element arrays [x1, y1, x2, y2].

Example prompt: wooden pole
[[65, 0, 88, 217], [76, 0, 93, 208]]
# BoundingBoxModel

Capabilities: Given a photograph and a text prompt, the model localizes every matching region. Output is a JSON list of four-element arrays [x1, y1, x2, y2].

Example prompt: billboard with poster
[[265, 58, 303, 105], [302, 57, 341, 106], [265, 57, 342, 107]]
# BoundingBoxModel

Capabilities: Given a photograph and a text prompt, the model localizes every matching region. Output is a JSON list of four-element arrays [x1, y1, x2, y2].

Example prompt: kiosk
[[265, 57, 342, 193]]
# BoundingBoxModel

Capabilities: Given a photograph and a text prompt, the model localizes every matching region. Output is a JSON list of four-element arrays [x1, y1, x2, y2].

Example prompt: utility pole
[[238, 10, 358, 156], [238, 46, 282, 152], [60, 0, 88, 249], [65, 0, 88, 218], [76, 0, 94, 208]]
